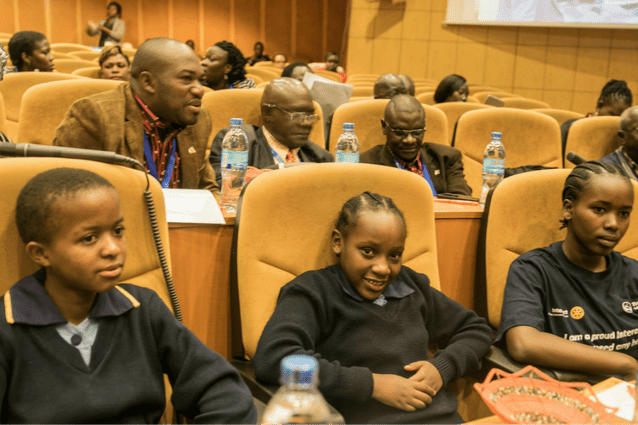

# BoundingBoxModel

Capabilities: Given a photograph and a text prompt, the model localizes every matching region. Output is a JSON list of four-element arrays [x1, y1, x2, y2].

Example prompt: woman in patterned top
[[201, 41, 255, 91]]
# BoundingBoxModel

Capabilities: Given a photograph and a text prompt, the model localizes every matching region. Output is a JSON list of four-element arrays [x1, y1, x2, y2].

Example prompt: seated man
[[361, 95, 472, 196], [601, 106, 638, 181], [374, 74, 407, 99], [281, 62, 314, 82], [209, 78, 333, 186], [54, 38, 218, 196], [398, 74, 415, 96]]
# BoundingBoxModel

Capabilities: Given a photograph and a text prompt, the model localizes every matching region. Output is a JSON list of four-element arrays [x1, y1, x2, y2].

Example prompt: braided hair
[[335, 192, 406, 237], [559, 161, 631, 229], [597, 79, 632, 108], [214, 40, 248, 86]]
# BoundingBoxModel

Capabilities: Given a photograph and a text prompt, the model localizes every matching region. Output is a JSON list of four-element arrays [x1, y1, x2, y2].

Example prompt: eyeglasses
[[265, 104, 320, 122], [382, 120, 426, 137]]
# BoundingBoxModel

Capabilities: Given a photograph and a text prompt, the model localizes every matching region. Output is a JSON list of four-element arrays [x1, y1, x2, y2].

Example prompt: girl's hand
[[372, 373, 435, 411], [404, 360, 444, 393]]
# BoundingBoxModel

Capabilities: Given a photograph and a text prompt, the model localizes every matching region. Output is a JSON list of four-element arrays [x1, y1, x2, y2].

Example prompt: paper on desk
[[302, 72, 353, 127], [590, 381, 634, 421], [162, 189, 225, 224]]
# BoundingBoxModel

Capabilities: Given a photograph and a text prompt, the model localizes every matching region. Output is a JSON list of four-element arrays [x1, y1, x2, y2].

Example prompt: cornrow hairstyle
[[559, 161, 632, 229], [214, 40, 248, 85], [335, 192, 406, 237], [434, 74, 467, 104], [16, 168, 115, 244], [597, 79, 632, 107], [8, 31, 46, 70]]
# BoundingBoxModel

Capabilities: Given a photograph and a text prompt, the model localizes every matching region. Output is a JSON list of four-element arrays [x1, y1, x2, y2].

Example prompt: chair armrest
[[230, 359, 278, 405]]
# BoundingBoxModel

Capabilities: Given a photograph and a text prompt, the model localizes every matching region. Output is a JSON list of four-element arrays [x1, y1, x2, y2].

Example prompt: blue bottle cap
[[230, 118, 243, 126], [491, 131, 502, 139], [280, 355, 318, 389], [343, 123, 355, 131]]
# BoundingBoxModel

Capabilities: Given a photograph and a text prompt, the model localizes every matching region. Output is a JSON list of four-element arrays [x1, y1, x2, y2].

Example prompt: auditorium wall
[[0, 0, 347, 64], [346, 0, 638, 114]]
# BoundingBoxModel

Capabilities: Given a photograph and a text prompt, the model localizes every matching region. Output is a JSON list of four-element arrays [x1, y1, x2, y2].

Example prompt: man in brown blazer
[[54, 38, 218, 195], [360, 95, 472, 196]]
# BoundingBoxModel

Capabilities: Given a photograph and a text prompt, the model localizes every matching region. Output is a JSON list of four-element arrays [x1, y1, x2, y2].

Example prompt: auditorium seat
[[54, 59, 101, 74], [51, 51, 80, 60], [329, 99, 448, 152], [414, 86, 436, 97], [472, 91, 520, 103], [18, 79, 121, 146], [345, 73, 380, 82], [121, 48, 137, 58], [347, 81, 375, 88], [244, 73, 264, 85], [351, 86, 374, 97], [531, 108, 583, 126], [255, 81, 268, 89], [0, 72, 85, 142], [50, 43, 93, 53], [467, 85, 499, 93], [253, 61, 273, 67], [502, 97, 551, 110], [243, 66, 280, 83], [564, 116, 622, 168], [454, 108, 562, 195], [72, 67, 101, 78], [348, 95, 372, 102], [229, 163, 440, 402], [416, 91, 436, 105], [434, 102, 493, 145], [68, 50, 101, 61], [466, 96, 480, 104], [314, 70, 343, 83], [0, 92, 6, 135], [412, 78, 439, 85], [0, 32, 12, 38]]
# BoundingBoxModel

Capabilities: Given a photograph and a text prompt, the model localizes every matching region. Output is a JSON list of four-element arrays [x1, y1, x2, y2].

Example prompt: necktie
[[285, 151, 295, 163]]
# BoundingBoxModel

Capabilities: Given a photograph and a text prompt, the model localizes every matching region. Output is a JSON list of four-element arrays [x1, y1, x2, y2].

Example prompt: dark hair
[[16, 168, 115, 244], [281, 62, 311, 78], [559, 161, 632, 229], [335, 192, 406, 237], [8, 31, 46, 70], [273, 52, 287, 62], [214, 40, 248, 85], [434, 74, 467, 104], [98, 45, 130, 67], [108, 1, 122, 16], [597, 79, 632, 107], [254, 42, 264, 49], [324, 51, 339, 61]]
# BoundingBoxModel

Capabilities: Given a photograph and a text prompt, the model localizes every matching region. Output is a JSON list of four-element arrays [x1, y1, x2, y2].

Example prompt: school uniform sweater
[[0, 269, 256, 424], [253, 264, 492, 424]]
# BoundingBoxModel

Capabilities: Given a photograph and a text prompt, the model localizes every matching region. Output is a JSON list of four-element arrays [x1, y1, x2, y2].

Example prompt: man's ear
[[25, 241, 51, 268], [331, 229, 342, 256], [138, 71, 156, 94]]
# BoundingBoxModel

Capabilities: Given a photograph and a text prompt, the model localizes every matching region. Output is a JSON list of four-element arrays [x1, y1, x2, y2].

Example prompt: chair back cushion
[[564, 116, 622, 168], [502, 98, 551, 110], [71, 67, 102, 79], [54, 59, 101, 74], [50, 43, 93, 53], [416, 92, 436, 105], [434, 102, 492, 146], [530, 108, 583, 126]]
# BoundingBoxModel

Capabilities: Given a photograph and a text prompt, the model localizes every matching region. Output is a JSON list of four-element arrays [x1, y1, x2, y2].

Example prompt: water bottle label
[[222, 150, 248, 169], [336, 152, 359, 163], [483, 158, 504, 174]]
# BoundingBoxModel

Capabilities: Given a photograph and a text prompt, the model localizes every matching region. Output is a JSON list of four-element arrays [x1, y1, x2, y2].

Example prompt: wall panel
[[0, 0, 16, 35], [296, 1, 323, 62], [141, 0, 169, 39], [80, 1, 108, 46], [50, 0, 79, 43], [264, 0, 292, 59], [233, 0, 261, 54], [172, 0, 200, 45], [18, 0, 46, 37], [203, 0, 231, 52]]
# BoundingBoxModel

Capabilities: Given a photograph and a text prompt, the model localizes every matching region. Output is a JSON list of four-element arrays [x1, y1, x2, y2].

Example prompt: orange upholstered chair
[[50, 43, 93, 53], [68, 50, 101, 61], [472, 91, 520, 103], [434, 102, 493, 146], [243, 66, 280, 83], [351, 86, 374, 97], [314, 70, 343, 83], [454, 108, 562, 195], [53, 59, 100, 74], [18, 79, 122, 145], [72, 67, 102, 78], [503, 97, 551, 110], [564, 116, 622, 168], [51, 51, 80, 60], [253, 61, 273, 67], [416, 92, 436, 105], [414, 86, 437, 97], [531, 109, 583, 126]]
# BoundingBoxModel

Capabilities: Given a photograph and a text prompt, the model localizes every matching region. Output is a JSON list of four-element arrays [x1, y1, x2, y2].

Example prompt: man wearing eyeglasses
[[209, 78, 333, 186], [361, 95, 472, 196]]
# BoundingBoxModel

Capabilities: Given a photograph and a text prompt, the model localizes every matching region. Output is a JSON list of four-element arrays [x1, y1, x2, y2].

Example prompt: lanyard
[[393, 158, 437, 196], [143, 132, 177, 188], [269, 146, 285, 164]]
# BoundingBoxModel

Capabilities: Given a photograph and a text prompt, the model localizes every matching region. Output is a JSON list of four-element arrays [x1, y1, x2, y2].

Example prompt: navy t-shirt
[[496, 242, 638, 358]]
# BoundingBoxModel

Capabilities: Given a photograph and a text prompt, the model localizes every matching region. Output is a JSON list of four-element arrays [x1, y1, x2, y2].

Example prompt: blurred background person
[[247, 41, 269, 65], [272, 52, 287, 70], [7, 31, 54, 73], [98, 45, 130, 81], [434, 74, 468, 103], [310, 51, 347, 82], [281, 62, 313, 81], [87, 2, 125, 46], [202, 40, 255, 90]]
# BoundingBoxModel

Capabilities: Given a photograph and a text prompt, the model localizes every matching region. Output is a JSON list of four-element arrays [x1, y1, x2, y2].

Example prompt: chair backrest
[[253, 61, 273, 67], [68, 50, 101, 61], [434, 102, 493, 146], [50, 43, 93, 53], [71, 67, 102, 79], [234, 163, 440, 358], [244, 73, 264, 85], [454, 108, 562, 195], [0, 92, 6, 134], [243, 66, 281, 83], [51, 51, 80, 60], [348, 81, 375, 88], [468, 85, 499, 93], [348, 96, 373, 102], [0, 72, 85, 142], [416, 91, 436, 105], [564, 116, 622, 169], [473, 91, 520, 103], [531, 108, 584, 126], [201, 89, 324, 149], [18, 79, 122, 146], [480, 169, 638, 328], [329, 99, 448, 153], [414, 86, 436, 97], [121, 48, 137, 58], [503, 97, 551, 110], [351, 86, 373, 97], [54, 59, 100, 74], [466, 96, 480, 104], [314, 70, 343, 83], [346, 74, 380, 82]]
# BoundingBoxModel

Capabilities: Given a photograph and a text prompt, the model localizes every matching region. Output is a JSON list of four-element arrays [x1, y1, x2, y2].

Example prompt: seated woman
[[247, 41, 269, 66], [561, 80, 632, 156], [98, 45, 130, 81], [201, 41, 255, 90], [434, 74, 468, 103], [496, 161, 638, 380], [253, 192, 492, 424], [7, 31, 54, 73]]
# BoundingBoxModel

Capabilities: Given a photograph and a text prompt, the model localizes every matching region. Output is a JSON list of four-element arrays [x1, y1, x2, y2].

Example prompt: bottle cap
[[230, 118, 243, 126], [343, 123, 355, 131], [280, 355, 318, 389], [491, 131, 502, 139]]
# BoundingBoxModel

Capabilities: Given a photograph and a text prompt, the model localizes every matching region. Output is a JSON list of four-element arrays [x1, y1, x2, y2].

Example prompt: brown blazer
[[53, 83, 218, 195]]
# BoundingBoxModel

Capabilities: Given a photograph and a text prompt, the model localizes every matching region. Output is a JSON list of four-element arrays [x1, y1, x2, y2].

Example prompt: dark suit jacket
[[53, 83, 218, 195], [209, 125, 333, 186], [360, 143, 472, 196]]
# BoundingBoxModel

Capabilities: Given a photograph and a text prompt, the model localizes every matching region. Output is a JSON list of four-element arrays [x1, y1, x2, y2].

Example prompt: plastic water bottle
[[261, 355, 336, 424], [220, 118, 249, 214], [479, 131, 505, 208], [335, 123, 359, 163]]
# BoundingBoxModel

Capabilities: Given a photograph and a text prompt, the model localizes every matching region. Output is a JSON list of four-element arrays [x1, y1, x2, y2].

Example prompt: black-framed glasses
[[265, 104, 320, 122], [382, 120, 426, 137]]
